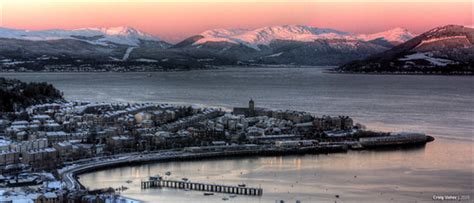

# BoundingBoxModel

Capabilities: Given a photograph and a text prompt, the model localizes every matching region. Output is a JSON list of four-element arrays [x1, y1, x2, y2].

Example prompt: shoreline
[[325, 69, 474, 76], [0, 65, 331, 73], [61, 140, 432, 192], [3, 65, 473, 76], [61, 146, 348, 191], [0, 66, 218, 73], [2, 70, 468, 202]]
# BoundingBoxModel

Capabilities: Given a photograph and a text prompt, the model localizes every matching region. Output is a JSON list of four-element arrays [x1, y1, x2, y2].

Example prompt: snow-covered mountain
[[0, 26, 164, 47], [192, 25, 415, 49], [195, 25, 353, 50], [359, 27, 415, 45], [0, 25, 421, 67], [0, 26, 173, 62], [168, 25, 414, 65], [338, 25, 474, 74]]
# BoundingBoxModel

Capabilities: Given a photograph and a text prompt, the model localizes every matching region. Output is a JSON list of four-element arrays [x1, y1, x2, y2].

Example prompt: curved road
[[59, 150, 186, 191]]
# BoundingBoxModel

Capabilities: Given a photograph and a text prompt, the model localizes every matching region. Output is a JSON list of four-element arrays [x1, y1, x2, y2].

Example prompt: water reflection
[[5, 69, 472, 201], [79, 138, 473, 202]]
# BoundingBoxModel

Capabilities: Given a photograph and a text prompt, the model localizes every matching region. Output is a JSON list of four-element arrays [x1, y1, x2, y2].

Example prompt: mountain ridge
[[0, 26, 164, 47], [192, 25, 415, 49], [1, 25, 470, 71], [337, 25, 474, 74]]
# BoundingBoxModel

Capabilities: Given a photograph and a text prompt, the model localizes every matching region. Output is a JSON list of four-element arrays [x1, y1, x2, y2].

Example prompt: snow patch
[[46, 181, 63, 189], [122, 47, 136, 61], [359, 27, 415, 43], [136, 58, 158, 63], [416, 35, 468, 48], [399, 52, 455, 66], [197, 58, 215, 62], [265, 52, 283, 57]]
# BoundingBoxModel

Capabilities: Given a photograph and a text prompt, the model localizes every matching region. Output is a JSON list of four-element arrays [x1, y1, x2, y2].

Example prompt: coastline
[[2, 68, 471, 202], [61, 146, 349, 191], [61, 139, 433, 192], [78, 137, 474, 203], [325, 69, 474, 76], [4, 64, 473, 75]]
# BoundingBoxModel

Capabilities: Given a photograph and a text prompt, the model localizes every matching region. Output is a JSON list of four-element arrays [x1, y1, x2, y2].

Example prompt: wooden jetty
[[141, 179, 263, 196]]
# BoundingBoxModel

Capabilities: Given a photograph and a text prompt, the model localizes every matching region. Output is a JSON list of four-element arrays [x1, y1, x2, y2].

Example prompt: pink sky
[[0, 1, 472, 42]]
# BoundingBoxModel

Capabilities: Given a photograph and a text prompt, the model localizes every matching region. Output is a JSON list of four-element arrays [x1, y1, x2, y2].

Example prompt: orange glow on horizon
[[0, 1, 472, 42]]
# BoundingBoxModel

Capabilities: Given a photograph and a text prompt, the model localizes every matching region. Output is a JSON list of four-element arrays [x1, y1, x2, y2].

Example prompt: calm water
[[2, 67, 473, 202]]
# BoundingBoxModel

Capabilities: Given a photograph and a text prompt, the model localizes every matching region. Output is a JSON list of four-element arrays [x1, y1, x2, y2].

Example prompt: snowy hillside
[[358, 27, 415, 44], [0, 26, 163, 46], [193, 25, 415, 49], [338, 25, 474, 74]]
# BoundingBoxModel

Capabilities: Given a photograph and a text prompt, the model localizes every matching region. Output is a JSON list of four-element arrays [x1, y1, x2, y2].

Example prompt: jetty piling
[[141, 179, 263, 196]]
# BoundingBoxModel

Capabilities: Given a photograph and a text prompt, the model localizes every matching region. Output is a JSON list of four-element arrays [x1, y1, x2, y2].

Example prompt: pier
[[141, 179, 263, 196]]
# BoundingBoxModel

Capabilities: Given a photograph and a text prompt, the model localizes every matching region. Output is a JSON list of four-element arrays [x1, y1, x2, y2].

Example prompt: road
[[59, 150, 184, 191]]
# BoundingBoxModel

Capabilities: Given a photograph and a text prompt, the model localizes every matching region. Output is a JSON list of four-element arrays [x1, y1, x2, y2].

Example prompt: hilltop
[[337, 25, 474, 74], [0, 78, 64, 112]]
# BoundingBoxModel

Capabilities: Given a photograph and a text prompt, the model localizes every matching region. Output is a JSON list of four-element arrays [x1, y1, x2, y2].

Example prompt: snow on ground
[[197, 58, 215, 62], [0, 26, 161, 46], [265, 52, 283, 57], [194, 25, 353, 50], [399, 52, 455, 66], [109, 57, 121, 61], [193, 25, 414, 50], [358, 27, 414, 43], [416, 35, 468, 48], [0, 138, 11, 147], [122, 47, 136, 61], [135, 58, 158, 62], [46, 181, 63, 190]]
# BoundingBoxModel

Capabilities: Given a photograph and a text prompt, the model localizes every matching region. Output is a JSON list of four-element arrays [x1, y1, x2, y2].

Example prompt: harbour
[[2, 68, 473, 202], [78, 138, 472, 203]]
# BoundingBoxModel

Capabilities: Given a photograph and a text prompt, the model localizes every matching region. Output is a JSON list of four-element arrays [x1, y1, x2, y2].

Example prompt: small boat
[[125, 180, 132, 183], [182, 178, 189, 181], [149, 175, 161, 181], [165, 171, 172, 176], [222, 197, 229, 200], [238, 184, 246, 187], [204, 192, 214, 196]]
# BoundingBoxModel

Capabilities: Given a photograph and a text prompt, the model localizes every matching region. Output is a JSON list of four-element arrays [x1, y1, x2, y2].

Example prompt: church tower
[[249, 99, 255, 111]]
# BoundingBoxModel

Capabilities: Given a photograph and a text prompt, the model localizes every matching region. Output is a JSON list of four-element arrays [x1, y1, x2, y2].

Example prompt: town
[[0, 99, 433, 202], [0, 59, 209, 73]]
